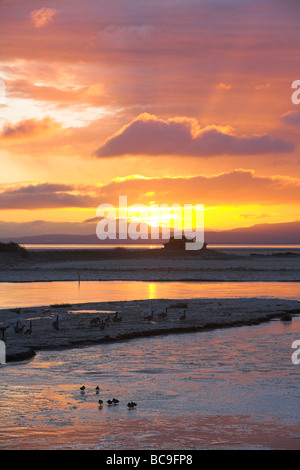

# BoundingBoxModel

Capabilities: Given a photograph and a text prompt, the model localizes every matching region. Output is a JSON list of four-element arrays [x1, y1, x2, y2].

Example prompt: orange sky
[[1, 0, 300, 235]]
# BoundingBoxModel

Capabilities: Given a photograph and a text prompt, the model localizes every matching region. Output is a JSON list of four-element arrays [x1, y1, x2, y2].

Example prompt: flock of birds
[[90, 311, 123, 329], [1, 315, 60, 340], [0, 320, 33, 340], [89, 307, 187, 330], [79, 385, 137, 410], [141, 306, 186, 321], [0, 305, 187, 342]]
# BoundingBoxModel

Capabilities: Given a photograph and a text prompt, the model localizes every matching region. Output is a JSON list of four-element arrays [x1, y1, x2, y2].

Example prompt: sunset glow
[[1, 0, 300, 238]]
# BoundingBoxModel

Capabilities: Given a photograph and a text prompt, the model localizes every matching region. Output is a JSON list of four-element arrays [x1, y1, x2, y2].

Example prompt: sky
[[1, 0, 300, 237]]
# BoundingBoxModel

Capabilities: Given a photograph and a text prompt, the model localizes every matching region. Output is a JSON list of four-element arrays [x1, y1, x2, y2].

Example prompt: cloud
[[216, 83, 232, 90], [1, 170, 300, 211], [0, 117, 62, 141], [95, 114, 294, 158], [281, 110, 300, 126], [8, 79, 111, 107], [94, 170, 300, 206], [30, 8, 57, 29], [0, 183, 98, 209]]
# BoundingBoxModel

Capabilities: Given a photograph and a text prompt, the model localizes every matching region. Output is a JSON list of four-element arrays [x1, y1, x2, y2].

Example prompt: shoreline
[[1, 278, 300, 284], [1, 297, 299, 363], [1, 247, 300, 283]]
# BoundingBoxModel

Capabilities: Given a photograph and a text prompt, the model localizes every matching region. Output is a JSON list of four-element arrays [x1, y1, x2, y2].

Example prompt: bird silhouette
[[113, 311, 122, 322], [127, 402, 137, 409], [52, 315, 59, 331], [156, 307, 168, 318], [142, 308, 153, 320], [24, 321, 32, 336], [179, 310, 186, 320]]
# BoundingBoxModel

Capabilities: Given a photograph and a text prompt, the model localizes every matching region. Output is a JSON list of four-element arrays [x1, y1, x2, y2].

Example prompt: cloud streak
[[95, 170, 300, 206], [1, 170, 300, 210], [0, 117, 62, 141], [0, 183, 98, 209]]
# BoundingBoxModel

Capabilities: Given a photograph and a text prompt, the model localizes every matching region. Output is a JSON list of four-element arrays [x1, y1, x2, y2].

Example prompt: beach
[[1, 247, 300, 450], [1, 247, 300, 361], [0, 246, 300, 283], [2, 296, 299, 362]]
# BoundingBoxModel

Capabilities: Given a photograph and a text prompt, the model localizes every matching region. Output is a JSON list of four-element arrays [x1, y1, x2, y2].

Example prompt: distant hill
[[206, 221, 300, 244], [0, 221, 299, 245]]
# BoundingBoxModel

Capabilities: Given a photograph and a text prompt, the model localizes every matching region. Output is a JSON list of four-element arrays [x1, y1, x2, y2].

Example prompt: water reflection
[[0, 280, 299, 309], [1, 317, 300, 449]]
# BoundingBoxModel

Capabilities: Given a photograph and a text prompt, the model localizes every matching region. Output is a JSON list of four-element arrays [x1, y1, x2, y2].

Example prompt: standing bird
[[95, 386, 100, 393], [179, 310, 186, 321], [112, 398, 119, 405], [156, 307, 168, 318], [24, 321, 32, 336], [0, 325, 9, 341], [142, 308, 153, 320], [98, 399, 103, 408], [14, 321, 25, 334], [52, 315, 59, 331], [113, 312, 122, 322]]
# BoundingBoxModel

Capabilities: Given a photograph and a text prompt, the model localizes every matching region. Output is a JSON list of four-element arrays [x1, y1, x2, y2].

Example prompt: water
[[1, 317, 300, 449], [0, 281, 299, 309], [23, 244, 300, 253]]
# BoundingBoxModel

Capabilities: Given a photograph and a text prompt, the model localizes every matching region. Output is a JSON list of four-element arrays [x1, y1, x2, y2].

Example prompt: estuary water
[[0, 280, 299, 309], [0, 316, 300, 449]]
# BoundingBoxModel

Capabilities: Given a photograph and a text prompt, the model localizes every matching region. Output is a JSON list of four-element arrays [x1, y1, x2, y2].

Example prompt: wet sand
[[1, 297, 299, 362], [1, 248, 300, 282]]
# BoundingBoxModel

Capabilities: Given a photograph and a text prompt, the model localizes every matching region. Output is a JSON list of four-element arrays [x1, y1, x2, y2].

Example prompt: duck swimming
[[127, 401, 137, 409]]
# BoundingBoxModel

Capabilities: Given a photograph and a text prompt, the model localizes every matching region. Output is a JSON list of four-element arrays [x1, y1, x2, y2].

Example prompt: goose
[[113, 312, 122, 322], [52, 315, 59, 331], [141, 308, 152, 318], [142, 309, 153, 320], [14, 321, 25, 334], [24, 321, 32, 336], [13, 321, 19, 333], [90, 317, 100, 326], [156, 307, 168, 318], [0, 325, 9, 341], [179, 310, 186, 320]]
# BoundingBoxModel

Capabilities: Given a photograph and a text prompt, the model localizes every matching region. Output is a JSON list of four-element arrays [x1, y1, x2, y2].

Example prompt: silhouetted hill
[[0, 221, 299, 245], [205, 221, 300, 244]]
